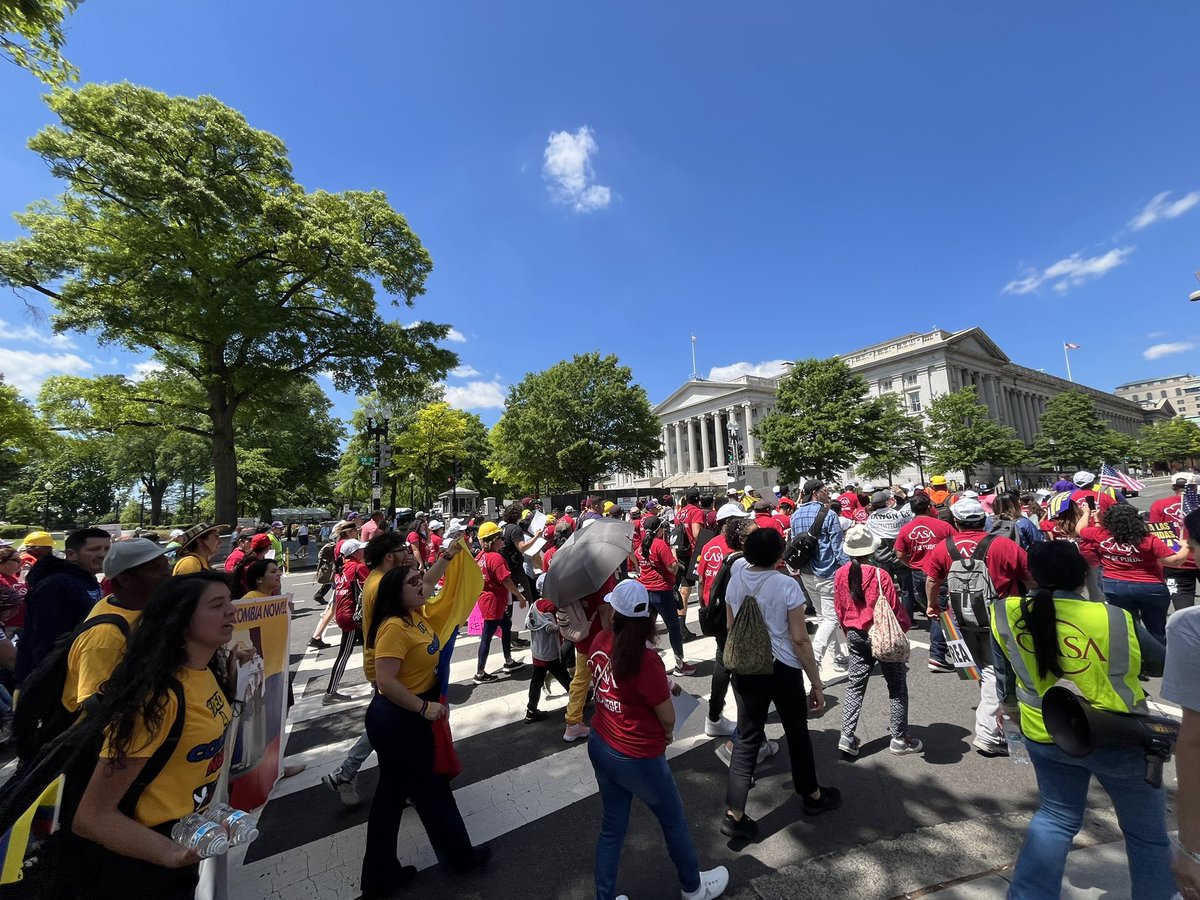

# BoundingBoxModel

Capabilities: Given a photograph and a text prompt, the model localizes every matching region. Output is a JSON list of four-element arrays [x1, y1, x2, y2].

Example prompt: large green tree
[[491, 352, 661, 494], [6, 438, 118, 526], [1031, 391, 1128, 470], [0, 83, 456, 526], [0, 0, 79, 85], [1140, 418, 1200, 467], [756, 358, 886, 483], [856, 394, 927, 484], [924, 386, 1027, 482]]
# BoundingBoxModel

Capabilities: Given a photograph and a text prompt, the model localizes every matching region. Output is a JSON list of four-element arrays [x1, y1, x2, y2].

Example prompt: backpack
[[989, 518, 1018, 544], [315, 542, 336, 584], [944, 535, 1000, 632], [782, 506, 829, 571], [333, 570, 363, 631], [555, 600, 597, 644], [12, 613, 131, 766], [698, 552, 742, 638], [866, 567, 910, 663], [526, 604, 561, 663], [723, 591, 775, 676], [872, 537, 900, 569]]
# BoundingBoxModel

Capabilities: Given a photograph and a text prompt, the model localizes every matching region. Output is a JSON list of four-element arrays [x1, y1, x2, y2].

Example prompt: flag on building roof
[[1099, 463, 1144, 494], [1064, 342, 1081, 350]]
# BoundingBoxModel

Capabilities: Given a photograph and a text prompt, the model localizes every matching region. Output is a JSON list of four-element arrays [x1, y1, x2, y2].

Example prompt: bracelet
[[419, 700, 428, 718], [1177, 836, 1200, 866]]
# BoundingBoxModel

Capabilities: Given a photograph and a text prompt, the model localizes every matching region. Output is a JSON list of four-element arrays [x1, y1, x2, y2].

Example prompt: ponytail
[[1016, 588, 1064, 679], [848, 559, 865, 603], [639, 516, 662, 560]]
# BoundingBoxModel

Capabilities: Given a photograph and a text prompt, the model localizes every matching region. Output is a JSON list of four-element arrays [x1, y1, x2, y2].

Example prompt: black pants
[[708, 628, 731, 722], [314, 580, 333, 601], [362, 693, 473, 890], [326, 627, 359, 695], [726, 660, 819, 813], [527, 660, 571, 712], [49, 828, 198, 899]]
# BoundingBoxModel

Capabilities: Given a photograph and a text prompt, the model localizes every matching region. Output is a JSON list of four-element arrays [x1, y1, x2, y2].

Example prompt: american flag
[[1099, 463, 1145, 493], [1064, 342, 1081, 350], [1183, 483, 1200, 519]]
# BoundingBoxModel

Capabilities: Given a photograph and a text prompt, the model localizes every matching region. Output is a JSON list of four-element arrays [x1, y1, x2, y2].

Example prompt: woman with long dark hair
[[1078, 501, 1189, 644], [359, 539, 489, 897], [991, 491, 1043, 552], [992, 541, 1175, 899], [586, 579, 728, 900], [67, 572, 237, 898], [235, 558, 282, 600], [635, 516, 694, 675]]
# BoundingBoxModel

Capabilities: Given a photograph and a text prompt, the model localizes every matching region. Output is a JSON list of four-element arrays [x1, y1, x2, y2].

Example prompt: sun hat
[[605, 580, 650, 618], [477, 521, 503, 541], [842, 524, 881, 558], [102, 538, 166, 579], [177, 522, 228, 549], [716, 502, 749, 522], [22, 531, 53, 548]]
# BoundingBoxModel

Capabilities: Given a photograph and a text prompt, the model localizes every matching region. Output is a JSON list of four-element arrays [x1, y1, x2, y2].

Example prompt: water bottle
[[201, 802, 260, 845], [171, 812, 230, 857], [1002, 714, 1031, 765]]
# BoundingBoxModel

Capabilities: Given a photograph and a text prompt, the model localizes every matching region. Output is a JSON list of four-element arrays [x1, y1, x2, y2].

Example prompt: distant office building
[[1114, 374, 1197, 420]]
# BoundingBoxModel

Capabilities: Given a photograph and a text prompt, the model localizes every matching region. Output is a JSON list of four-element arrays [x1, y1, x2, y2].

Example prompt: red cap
[[250, 534, 272, 551]]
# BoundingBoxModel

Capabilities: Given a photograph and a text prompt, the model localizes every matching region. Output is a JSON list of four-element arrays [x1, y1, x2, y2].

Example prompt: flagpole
[[690, 335, 698, 380], [1063, 343, 1073, 382]]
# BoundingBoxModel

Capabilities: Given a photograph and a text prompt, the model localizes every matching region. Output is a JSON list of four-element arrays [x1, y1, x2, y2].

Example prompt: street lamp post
[[139, 488, 145, 528], [363, 400, 393, 515], [408, 473, 416, 511], [43, 481, 52, 529]]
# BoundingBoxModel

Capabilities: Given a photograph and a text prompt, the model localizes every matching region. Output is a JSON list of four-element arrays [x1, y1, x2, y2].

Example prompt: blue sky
[[2, 2, 1199, 426]]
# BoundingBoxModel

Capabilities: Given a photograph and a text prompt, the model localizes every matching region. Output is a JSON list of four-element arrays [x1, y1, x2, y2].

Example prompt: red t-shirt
[[771, 511, 792, 534], [925, 531, 1031, 598], [894, 515, 957, 574], [587, 629, 671, 759], [675, 505, 703, 551], [1150, 496, 1196, 570], [838, 491, 860, 514], [695, 535, 732, 606], [406, 531, 428, 564], [852, 507, 869, 524], [1039, 518, 1101, 566], [542, 543, 558, 570], [1071, 489, 1117, 516], [636, 538, 676, 592], [475, 549, 512, 620], [224, 548, 245, 574], [754, 513, 784, 536], [427, 533, 444, 565], [1078, 526, 1174, 584], [703, 509, 718, 531], [0, 573, 27, 628], [575, 575, 617, 655]]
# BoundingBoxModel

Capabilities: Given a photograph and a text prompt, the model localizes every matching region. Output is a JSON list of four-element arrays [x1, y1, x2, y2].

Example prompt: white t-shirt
[[724, 559, 805, 669], [1163, 607, 1200, 712]]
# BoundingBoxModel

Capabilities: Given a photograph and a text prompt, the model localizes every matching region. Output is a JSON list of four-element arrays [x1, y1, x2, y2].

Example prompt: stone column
[[661, 426, 671, 474], [1024, 393, 1036, 438], [713, 410, 725, 467], [700, 414, 712, 472], [673, 421, 684, 477], [686, 418, 698, 476], [743, 403, 756, 465]]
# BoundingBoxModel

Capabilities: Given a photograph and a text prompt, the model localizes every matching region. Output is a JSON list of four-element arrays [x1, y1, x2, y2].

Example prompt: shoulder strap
[[975, 534, 998, 563], [809, 506, 829, 538], [944, 535, 963, 562], [80, 612, 131, 639], [118, 678, 187, 818]]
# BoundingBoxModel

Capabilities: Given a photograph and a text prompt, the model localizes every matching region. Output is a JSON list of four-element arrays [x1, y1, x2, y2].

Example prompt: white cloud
[[446, 328, 467, 343], [1003, 247, 1134, 295], [1130, 191, 1200, 230], [0, 319, 77, 350], [1143, 341, 1196, 360], [130, 360, 166, 381], [442, 380, 506, 410], [707, 360, 791, 382], [543, 126, 612, 213], [0, 348, 92, 396], [450, 364, 480, 378]]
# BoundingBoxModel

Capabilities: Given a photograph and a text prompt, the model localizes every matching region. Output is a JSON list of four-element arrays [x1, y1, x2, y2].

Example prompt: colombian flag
[[0, 774, 63, 884]]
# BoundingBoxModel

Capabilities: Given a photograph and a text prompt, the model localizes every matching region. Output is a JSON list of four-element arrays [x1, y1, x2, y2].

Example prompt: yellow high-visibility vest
[[991, 593, 1147, 744]]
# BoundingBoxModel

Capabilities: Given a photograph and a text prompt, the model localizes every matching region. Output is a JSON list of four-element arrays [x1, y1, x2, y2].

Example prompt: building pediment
[[653, 379, 748, 417], [945, 328, 1011, 364]]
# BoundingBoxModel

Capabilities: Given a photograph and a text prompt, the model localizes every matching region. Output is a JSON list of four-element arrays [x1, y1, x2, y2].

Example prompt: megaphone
[[1042, 685, 1180, 788]]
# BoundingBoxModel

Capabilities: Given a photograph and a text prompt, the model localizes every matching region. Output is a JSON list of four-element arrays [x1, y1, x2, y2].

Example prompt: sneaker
[[502, 659, 525, 672], [308, 637, 330, 650], [311, 596, 328, 606], [474, 672, 499, 684], [361, 864, 417, 898], [563, 723, 590, 742], [682, 626, 700, 643], [683, 865, 730, 899], [890, 737, 924, 755], [928, 658, 956, 673], [447, 845, 492, 874], [720, 812, 759, 840], [832, 655, 849, 672], [802, 785, 842, 816], [716, 742, 733, 767], [524, 708, 548, 723], [321, 771, 361, 807], [973, 738, 1009, 757], [322, 692, 352, 705], [543, 681, 554, 697], [674, 661, 698, 676], [837, 734, 860, 757], [510, 637, 531, 649], [704, 716, 737, 737], [715, 739, 777, 768]]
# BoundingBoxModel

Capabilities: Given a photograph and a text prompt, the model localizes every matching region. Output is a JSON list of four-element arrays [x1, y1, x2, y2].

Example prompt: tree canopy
[[491, 352, 661, 494], [1140, 418, 1200, 467], [0, 83, 456, 524], [0, 0, 79, 84], [1031, 391, 1127, 470], [923, 386, 1027, 482], [856, 394, 926, 484]]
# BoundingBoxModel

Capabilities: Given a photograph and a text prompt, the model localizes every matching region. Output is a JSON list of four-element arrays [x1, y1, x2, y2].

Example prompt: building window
[[1162, 390, 1168, 398], [1177, 388, 1183, 396], [908, 392, 922, 413], [903, 372, 918, 386], [1130, 393, 1138, 401], [879, 378, 893, 392]]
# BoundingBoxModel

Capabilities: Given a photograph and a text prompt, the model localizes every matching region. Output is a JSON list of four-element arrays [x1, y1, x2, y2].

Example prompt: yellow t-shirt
[[101, 666, 232, 827], [373, 615, 441, 694], [360, 570, 384, 683], [62, 598, 142, 713], [172, 554, 209, 576]]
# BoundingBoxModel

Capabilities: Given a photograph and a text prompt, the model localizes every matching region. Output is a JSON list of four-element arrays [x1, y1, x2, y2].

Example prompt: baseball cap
[[605, 580, 650, 618], [802, 479, 824, 495], [1072, 470, 1095, 487], [428, 520, 444, 531], [951, 498, 987, 522], [271, 520, 284, 528], [1172, 473, 1191, 487], [564, 505, 576, 513], [345, 511, 362, 520], [22, 531, 53, 548], [102, 538, 166, 579], [871, 490, 892, 506], [900, 483, 915, 493], [250, 533, 272, 551], [603, 501, 616, 513], [716, 502, 749, 522], [477, 521, 502, 541], [340, 539, 366, 556], [685, 487, 700, 502]]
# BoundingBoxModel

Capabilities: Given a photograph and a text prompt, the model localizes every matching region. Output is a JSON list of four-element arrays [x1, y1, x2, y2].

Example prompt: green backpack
[[722, 593, 775, 675]]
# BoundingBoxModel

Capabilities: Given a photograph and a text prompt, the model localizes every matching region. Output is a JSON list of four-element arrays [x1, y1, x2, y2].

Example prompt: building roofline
[[1114, 374, 1197, 390]]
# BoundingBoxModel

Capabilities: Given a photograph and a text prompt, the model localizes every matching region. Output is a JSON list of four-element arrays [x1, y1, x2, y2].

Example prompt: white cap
[[744, 484, 753, 492], [772, 484, 780, 493], [900, 483, 915, 493], [861, 482, 876, 492], [340, 539, 366, 555], [565, 505, 576, 513], [605, 580, 650, 618], [1072, 470, 1095, 487], [960, 490, 979, 500], [169, 529, 184, 540], [951, 498, 987, 521], [428, 520, 444, 531], [716, 502, 750, 522]]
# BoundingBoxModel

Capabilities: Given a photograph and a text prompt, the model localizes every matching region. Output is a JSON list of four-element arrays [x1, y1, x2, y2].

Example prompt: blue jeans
[[647, 590, 684, 660], [1009, 740, 1174, 900], [1102, 578, 1171, 645], [587, 732, 700, 900], [338, 730, 373, 779], [912, 569, 948, 662]]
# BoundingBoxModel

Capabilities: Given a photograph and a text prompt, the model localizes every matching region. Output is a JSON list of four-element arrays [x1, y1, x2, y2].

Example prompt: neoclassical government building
[[603, 327, 1160, 493]]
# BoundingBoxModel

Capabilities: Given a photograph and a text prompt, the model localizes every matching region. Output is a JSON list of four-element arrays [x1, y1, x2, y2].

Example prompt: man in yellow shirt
[[63, 539, 171, 713], [172, 523, 227, 575]]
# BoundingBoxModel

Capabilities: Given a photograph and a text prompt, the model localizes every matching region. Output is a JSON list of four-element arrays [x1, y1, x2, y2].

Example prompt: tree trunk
[[209, 395, 239, 528], [148, 478, 168, 526]]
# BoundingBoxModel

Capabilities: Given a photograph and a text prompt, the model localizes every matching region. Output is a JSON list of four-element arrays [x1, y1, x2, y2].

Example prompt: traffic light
[[453, 459, 464, 480]]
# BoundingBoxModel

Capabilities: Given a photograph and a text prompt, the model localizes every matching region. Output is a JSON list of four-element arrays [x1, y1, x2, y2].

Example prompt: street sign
[[371, 485, 382, 499], [357, 455, 373, 466]]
